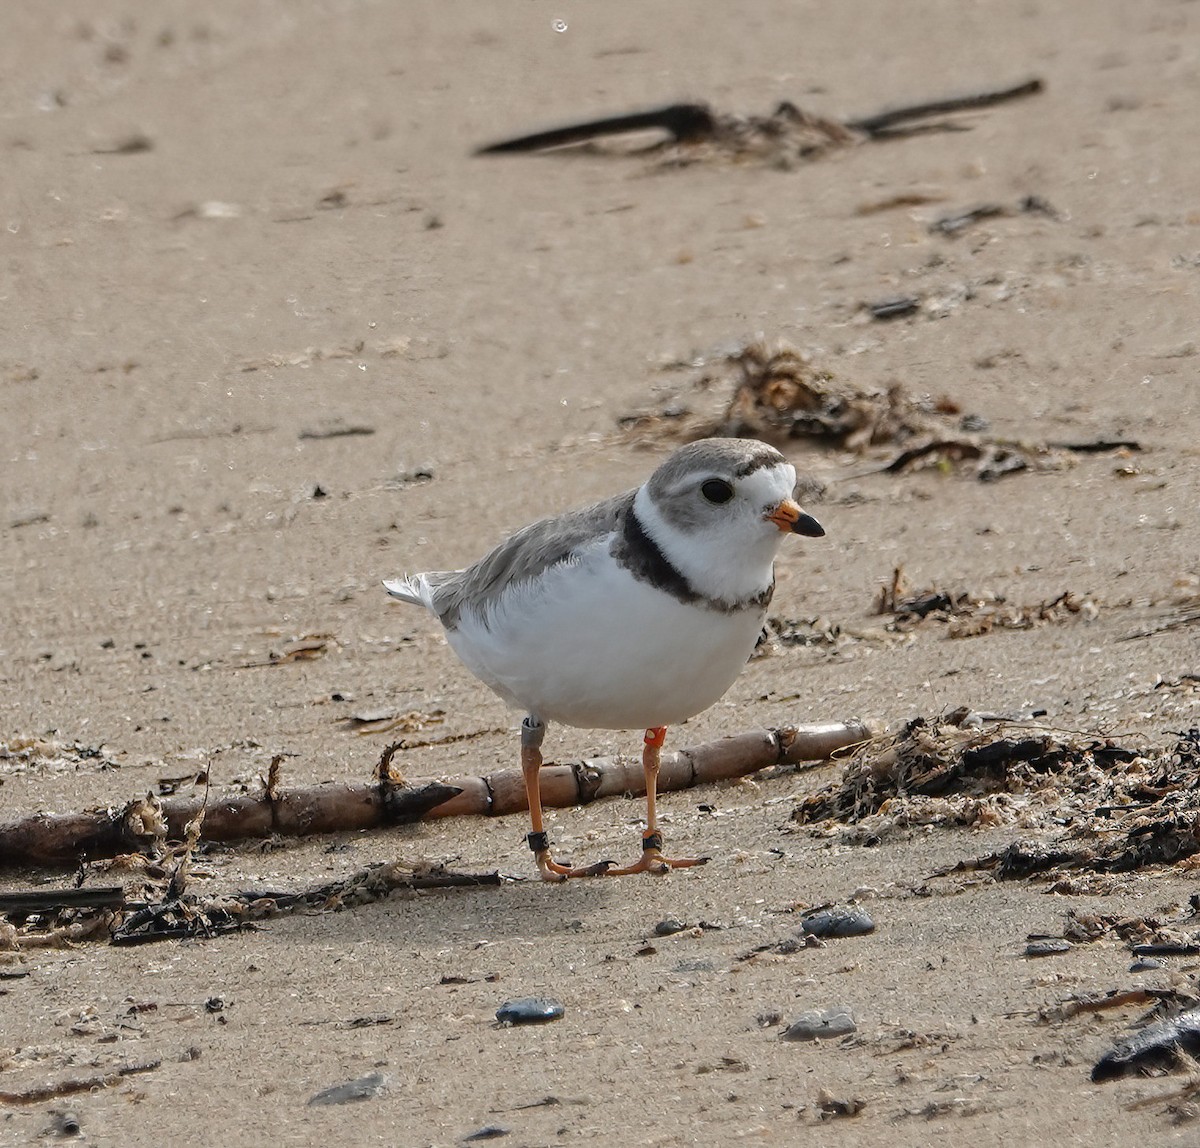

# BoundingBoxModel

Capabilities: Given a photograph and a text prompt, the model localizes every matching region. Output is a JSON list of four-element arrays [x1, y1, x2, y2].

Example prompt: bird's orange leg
[[607, 726, 710, 876], [521, 717, 612, 882]]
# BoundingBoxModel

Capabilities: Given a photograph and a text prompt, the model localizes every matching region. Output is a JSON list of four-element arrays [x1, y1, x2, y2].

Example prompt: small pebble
[[307, 1071, 389, 1106], [462, 1126, 510, 1142], [799, 906, 875, 939], [495, 997, 565, 1026], [1130, 956, 1167, 972], [781, 1006, 857, 1042], [1025, 939, 1072, 958], [654, 918, 688, 936], [868, 296, 920, 321]]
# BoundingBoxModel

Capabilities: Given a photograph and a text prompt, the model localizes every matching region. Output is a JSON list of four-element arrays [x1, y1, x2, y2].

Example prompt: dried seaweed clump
[[716, 342, 950, 448], [654, 340, 953, 450], [0, 737, 119, 776], [873, 565, 1100, 639], [475, 80, 1044, 172], [653, 102, 862, 170], [794, 711, 1137, 827], [623, 340, 1074, 481], [1, 856, 499, 951], [795, 717, 1200, 878]]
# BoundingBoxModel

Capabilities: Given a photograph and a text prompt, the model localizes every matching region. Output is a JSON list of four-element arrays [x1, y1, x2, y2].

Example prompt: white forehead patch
[[737, 461, 797, 507]]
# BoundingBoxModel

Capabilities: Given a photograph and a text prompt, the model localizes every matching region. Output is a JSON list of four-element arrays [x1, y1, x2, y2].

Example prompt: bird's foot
[[535, 855, 615, 882], [529, 833, 613, 881], [606, 832, 710, 876]]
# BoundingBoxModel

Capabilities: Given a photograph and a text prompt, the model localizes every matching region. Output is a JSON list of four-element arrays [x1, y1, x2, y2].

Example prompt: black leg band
[[527, 831, 550, 854], [521, 716, 546, 748], [642, 831, 663, 852]]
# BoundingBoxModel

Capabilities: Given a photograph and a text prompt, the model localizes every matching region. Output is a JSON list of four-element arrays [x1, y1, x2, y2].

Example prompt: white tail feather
[[382, 575, 435, 611]]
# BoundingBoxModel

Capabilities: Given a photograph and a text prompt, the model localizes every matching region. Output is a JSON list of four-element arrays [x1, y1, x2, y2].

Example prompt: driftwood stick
[[0, 887, 125, 917], [475, 103, 717, 154], [474, 80, 1043, 156], [846, 77, 1043, 136], [388, 722, 868, 818], [0, 721, 869, 869], [0, 780, 462, 869], [0, 1059, 161, 1105]]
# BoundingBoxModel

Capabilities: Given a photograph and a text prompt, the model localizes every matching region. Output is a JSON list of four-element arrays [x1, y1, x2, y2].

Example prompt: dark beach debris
[[265, 635, 332, 666], [880, 438, 1040, 482], [930, 204, 1008, 236], [119, 858, 500, 945], [874, 565, 1100, 639], [237, 635, 337, 667], [780, 1006, 857, 1042], [899, 1098, 986, 1120], [507, 1095, 588, 1112], [761, 615, 843, 652], [799, 905, 875, 939], [1134, 942, 1200, 957], [495, 998, 565, 1026], [0, 736, 120, 773], [334, 1014, 396, 1029], [1122, 605, 1200, 642], [813, 1089, 867, 1119], [675, 958, 717, 974], [1055, 905, 1200, 953], [298, 423, 376, 440], [90, 132, 154, 155], [929, 195, 1060, 237], [307, 1071, 389, 1106], [475, 78, 1043, 169], [622, 339, 1136, 481], [737, 935, 814, 962], [2, 852, 500, 950], [1092, 1009, 1200, 1082], [1124, 1080, 1200, 1121], [1048, 437, 1141, 453], [9, 509, 50, 528], [1039, 988, 1163, 1024], [794, 708, 1139, 827], [623, 340, 958, 450]]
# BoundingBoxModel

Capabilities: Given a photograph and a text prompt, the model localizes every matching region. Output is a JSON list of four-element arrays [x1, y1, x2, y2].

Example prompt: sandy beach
[[3, 2, 1199, 1144]]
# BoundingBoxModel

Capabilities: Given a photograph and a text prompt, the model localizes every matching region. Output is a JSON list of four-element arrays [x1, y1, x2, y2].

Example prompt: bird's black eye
[[700, 478, 734, 505]]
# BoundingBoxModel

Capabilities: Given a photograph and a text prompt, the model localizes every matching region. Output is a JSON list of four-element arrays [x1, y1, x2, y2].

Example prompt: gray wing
[[426, 489, 635, 627]]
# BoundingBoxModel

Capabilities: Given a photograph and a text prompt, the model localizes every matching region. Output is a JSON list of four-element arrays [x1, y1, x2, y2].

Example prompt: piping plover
[[385, 437, 824, 880]]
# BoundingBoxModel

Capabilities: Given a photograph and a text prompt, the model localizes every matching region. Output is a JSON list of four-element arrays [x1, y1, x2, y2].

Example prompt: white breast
[[444, 537, 765, 730]]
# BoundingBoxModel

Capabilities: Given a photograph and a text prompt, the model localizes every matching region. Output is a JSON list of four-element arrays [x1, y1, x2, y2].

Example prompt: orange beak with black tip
[[766, 497, 825, 537]]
